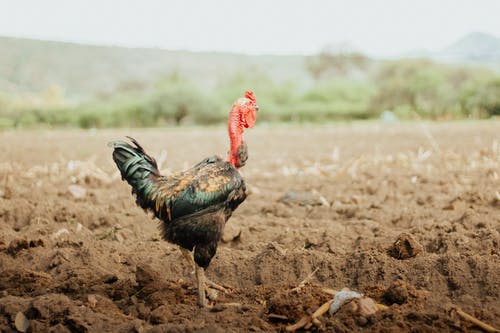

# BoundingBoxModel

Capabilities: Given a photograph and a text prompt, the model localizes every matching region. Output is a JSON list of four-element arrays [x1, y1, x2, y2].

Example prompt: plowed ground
[[1, 122, 499, 332]]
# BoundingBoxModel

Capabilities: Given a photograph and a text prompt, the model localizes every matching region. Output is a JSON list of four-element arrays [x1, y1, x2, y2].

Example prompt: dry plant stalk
[[268, 313, 288, 320], [285, 299, 333, 332], [452, 307, 499, 333], [289, 267, 319, 293], [208, 302, 242, 312], [219, 302, 242, 308]]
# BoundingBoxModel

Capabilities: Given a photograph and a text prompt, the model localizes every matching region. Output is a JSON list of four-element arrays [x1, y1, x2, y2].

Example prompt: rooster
[[109, 91, 258, 307]]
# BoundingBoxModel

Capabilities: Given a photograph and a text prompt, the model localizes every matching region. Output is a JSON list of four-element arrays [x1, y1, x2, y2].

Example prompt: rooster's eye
[[255, 106, 260, 112]]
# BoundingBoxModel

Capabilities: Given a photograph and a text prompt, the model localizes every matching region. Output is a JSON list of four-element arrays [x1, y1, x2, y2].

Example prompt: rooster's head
[[227, 91, 258, 168], [234, 91, 259, 129]]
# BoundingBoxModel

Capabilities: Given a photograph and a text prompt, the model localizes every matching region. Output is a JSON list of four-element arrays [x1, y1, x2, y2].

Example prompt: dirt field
[[1, 122, 499, 332]]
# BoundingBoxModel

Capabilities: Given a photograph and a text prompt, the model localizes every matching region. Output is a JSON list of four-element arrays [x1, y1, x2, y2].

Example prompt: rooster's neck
[[227, 106, 245, 168]]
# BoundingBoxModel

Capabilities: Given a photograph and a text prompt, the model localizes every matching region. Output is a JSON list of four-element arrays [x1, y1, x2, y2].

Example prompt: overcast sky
[[0, 0, 499, 56]]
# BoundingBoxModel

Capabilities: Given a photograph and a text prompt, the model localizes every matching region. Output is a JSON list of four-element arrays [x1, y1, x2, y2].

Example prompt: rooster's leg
[[180, 248, 195, 274], [180, 247, 230, 293], [195, 265, 208, 307]]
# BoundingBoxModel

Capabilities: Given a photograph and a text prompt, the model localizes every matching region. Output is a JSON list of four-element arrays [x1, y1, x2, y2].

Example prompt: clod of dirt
[[85, 294, 124, 315], [388, 233, 423, 259], [135, 264, 160, 287], [383, 280, 414, 305], [0, 269, 52, 295], [150, 305, 173, 324], [332, 296, 380, 328], [345, 297, 378, 326], [15, 312, 30, 332], [345, 297, 378, 317], [134, 263, 188, 309], [6, 238, 45, 256]]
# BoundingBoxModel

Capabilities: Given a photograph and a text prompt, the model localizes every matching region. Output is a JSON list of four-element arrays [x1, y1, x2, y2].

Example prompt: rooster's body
[[112, 140, 246, 268], [110, 91, 258, 307]]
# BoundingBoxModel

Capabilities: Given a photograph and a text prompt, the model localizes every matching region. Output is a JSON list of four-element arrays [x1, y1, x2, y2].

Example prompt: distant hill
[[440, 32, 500, 62], [0, 36, 309, 99], [406, 32, 500, 65]]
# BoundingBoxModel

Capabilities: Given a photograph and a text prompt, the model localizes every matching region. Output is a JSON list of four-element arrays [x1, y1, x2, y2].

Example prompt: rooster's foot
[[206, 287, 219, 301], [206, 279, 232, 294]]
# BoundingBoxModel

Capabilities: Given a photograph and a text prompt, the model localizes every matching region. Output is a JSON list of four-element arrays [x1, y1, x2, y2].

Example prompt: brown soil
[[0, 122, 499, 332]]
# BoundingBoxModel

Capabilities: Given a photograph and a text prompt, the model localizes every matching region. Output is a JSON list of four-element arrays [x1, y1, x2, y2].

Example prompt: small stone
[[15, 312, 30, 333], [68, 185, 86, 199], [388, 233, 423, 259], [87, 294, 98, 308]]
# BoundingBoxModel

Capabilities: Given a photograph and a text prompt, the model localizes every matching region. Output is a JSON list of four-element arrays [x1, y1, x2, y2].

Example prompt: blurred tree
[[306, 47, 369, 80], [151, 84, 223, 125], [480, 79, 500, 116], [370, 59, 463, 118], [460, 77, 500, 117], [116, 79, 148, 93]]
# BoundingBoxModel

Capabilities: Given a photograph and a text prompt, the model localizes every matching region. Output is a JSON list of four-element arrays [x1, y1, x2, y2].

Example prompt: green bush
[[459, 78, 500, 117], [150, 86, 224, 125], [369, 59, 496, 120], [0, 117, 14, 129]]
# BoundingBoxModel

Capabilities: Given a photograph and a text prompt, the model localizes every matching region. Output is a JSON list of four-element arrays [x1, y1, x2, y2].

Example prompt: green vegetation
[[370, 59, 500, 119], [0, 37, 499, 129]]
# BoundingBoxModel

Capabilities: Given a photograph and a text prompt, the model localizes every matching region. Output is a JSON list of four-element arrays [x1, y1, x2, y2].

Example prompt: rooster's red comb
[[245, 91, 256, 102]]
